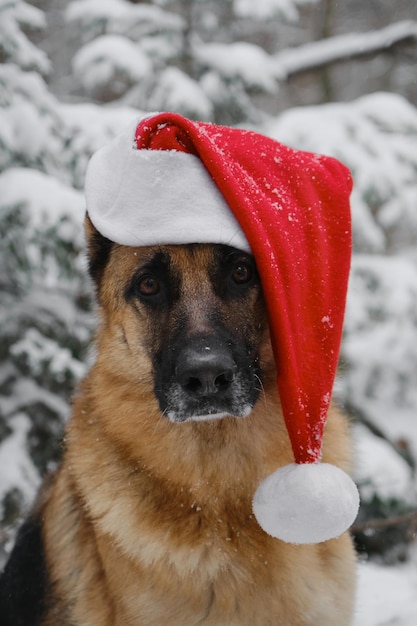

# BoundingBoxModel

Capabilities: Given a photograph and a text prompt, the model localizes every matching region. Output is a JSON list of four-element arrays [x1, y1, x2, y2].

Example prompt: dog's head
[[86, 216, 274, 424]]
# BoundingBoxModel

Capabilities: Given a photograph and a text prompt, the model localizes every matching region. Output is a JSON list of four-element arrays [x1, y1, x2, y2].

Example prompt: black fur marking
[[87, 226, 114, 289], [125, 250, 180, 310], [153, 324, 262, 421], [150, 246, 263, 420], [209, 245, 260, 301], [0, 515, 49, 626]]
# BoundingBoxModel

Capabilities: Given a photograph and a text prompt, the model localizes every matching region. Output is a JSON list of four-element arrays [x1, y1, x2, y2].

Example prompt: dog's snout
[[175, 341, 237, 398]]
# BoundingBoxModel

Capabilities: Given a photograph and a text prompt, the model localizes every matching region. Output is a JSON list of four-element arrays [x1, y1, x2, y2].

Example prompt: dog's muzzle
[[154, 334, 261, 422]]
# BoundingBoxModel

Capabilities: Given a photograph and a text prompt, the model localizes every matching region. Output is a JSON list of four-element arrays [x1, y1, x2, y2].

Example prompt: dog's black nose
[[175, 340, 237, 398]]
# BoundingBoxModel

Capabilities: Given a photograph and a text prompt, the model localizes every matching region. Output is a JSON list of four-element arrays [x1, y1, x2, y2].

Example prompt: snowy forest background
[[1, 0, 417, 623]]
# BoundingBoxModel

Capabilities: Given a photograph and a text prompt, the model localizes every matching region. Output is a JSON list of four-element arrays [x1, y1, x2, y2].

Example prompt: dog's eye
[[231, 262, 253, 285], [137, 274, 160, 296]]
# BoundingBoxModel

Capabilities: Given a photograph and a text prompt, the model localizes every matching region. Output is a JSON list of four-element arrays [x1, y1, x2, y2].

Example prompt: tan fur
[[39, 231, 357, 625]]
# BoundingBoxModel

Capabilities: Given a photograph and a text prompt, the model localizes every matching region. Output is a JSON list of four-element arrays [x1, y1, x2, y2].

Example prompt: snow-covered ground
[[353, 558, 417, 626]]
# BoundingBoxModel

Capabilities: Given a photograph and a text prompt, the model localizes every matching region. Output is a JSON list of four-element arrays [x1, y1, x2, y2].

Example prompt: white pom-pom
[[252, 463, 360, 544]]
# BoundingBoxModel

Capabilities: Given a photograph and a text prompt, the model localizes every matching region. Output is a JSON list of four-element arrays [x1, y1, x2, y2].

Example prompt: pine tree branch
[[273, 20, 417, 80], [352, 510, 417, 538]]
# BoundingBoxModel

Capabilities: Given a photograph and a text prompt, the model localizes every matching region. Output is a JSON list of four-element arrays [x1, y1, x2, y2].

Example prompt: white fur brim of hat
[[85, 118, 250, 253]]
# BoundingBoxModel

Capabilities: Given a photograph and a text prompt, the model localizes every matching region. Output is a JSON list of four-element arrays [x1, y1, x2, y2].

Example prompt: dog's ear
[[84, 214, 114, 291]]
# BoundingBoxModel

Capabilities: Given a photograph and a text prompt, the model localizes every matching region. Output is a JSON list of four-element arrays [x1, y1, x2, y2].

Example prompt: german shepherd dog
[[0, 217, 357, 625]]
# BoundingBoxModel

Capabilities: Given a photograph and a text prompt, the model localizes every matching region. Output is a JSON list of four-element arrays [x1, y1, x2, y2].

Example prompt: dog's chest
[[107, 532, 286, 625], [95, 493, 285, 622], [105, 528, 350, 626]]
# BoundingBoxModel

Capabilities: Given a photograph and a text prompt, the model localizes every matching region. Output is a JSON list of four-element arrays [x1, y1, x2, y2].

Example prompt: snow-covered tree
[[65, 0, 321, 123], [0, 1, 92, 560], [0, 0, 50, 74], [65, 0, 417, 126]]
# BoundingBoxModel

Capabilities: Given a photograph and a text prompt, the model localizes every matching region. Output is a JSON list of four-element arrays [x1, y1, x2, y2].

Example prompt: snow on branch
[[273, 20, 417, 79]]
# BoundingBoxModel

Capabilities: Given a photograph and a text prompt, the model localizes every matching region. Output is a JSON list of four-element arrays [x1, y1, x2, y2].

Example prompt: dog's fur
[[0, 217, 357, 625]]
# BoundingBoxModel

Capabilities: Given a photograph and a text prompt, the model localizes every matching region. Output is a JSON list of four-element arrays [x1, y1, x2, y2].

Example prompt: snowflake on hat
[[85, 111, 360, 545]]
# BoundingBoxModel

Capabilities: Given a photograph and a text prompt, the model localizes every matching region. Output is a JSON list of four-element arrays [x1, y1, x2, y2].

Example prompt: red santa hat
[[85, 111, 359, 544]]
